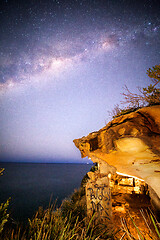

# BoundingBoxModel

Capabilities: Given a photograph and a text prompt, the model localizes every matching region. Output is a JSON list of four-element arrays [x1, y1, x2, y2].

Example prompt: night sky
[[0, 0, 160, 163]]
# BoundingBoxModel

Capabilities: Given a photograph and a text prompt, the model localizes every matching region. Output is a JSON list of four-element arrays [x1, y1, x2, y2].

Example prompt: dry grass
[[0, 189, 160, 240], [0, 189, 116, 240]]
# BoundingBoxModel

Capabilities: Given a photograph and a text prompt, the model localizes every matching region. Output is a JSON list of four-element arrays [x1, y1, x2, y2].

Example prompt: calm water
[[0, 162, 92, 222]]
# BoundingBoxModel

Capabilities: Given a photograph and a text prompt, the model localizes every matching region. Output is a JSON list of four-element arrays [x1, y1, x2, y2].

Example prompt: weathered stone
[[73, 106, 160, 209], [86, 171, 112, 222]]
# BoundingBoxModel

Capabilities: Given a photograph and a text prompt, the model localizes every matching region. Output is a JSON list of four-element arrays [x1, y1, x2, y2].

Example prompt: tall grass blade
[[86, 213, 95, 235], [128, 212, 144, 240], [150, 214, 160, 239]]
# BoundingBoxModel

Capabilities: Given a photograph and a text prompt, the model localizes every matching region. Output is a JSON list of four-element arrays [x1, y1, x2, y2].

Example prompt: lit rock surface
[[86, 172, 112, 222], [73, 106, 160, 202]]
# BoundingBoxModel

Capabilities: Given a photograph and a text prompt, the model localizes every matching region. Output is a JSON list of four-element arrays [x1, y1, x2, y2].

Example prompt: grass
[[0, 187, 116, 240], [118, 209, 160, 240], [0, 198, 10, 234], [0, 186, 160, 239]]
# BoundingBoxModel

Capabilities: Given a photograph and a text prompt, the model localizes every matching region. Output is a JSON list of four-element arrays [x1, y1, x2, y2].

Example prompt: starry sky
[[0, 0, 160, 163]]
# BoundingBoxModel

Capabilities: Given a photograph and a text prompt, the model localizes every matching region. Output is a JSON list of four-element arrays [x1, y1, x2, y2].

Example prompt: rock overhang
[[73, 106, 160, 201]]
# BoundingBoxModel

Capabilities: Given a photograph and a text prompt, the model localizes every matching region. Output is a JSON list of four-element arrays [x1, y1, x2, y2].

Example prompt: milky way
[[1, 0, 159, 90], [0, 0, 160, 162]]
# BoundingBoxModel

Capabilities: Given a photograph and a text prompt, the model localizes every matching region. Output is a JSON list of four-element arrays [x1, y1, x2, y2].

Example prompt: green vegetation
[[110, 64, 160, 118], [0, 189, 160, 239], [0, 166, 115, 239], [0, 169, 10, 235], [0, 188, 116, 240], [0, 167, 160, 239], [0, 199, 10, 235], [120, 209, 160, 240]]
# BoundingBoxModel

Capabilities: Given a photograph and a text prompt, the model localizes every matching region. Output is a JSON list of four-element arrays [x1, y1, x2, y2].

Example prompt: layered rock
[[73, 106, 160, 209]]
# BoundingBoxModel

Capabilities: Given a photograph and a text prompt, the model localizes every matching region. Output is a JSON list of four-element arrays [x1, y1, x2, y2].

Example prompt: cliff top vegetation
[[110, 64, 160, 118]]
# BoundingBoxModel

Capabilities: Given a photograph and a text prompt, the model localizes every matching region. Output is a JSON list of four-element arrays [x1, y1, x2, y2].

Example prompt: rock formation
[[86, 172, 112, 222], [73, 105, 160, 211]]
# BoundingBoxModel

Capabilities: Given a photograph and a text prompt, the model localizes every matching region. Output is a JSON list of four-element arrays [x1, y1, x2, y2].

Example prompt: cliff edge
[[73, 105, 160, 210]]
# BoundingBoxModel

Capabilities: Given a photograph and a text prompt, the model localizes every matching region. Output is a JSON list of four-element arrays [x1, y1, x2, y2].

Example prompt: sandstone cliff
[[73, 105, 160, 209]]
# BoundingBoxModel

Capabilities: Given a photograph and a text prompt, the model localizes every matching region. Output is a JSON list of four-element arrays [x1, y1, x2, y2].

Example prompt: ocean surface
[[0, 162, 92, 222]]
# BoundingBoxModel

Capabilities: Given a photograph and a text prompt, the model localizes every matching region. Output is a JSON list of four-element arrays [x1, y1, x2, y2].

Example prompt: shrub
[[0, 198, 10, 235]]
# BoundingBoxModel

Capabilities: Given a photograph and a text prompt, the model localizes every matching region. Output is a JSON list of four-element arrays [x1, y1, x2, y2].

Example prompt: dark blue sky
[[0, 0, 160, 162]]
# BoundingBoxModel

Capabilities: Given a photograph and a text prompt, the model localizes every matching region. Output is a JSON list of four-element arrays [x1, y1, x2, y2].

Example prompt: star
[[0, 0, 160, 160]]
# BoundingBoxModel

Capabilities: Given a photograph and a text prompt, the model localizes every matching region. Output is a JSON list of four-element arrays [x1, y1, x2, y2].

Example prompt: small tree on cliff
[[110, 65, 160, 118], [122, 64, 160, 108]]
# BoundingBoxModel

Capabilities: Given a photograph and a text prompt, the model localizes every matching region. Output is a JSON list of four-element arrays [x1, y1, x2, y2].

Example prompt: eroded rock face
[[73, 106, 160, 204], [86, 172, 112, 222]]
